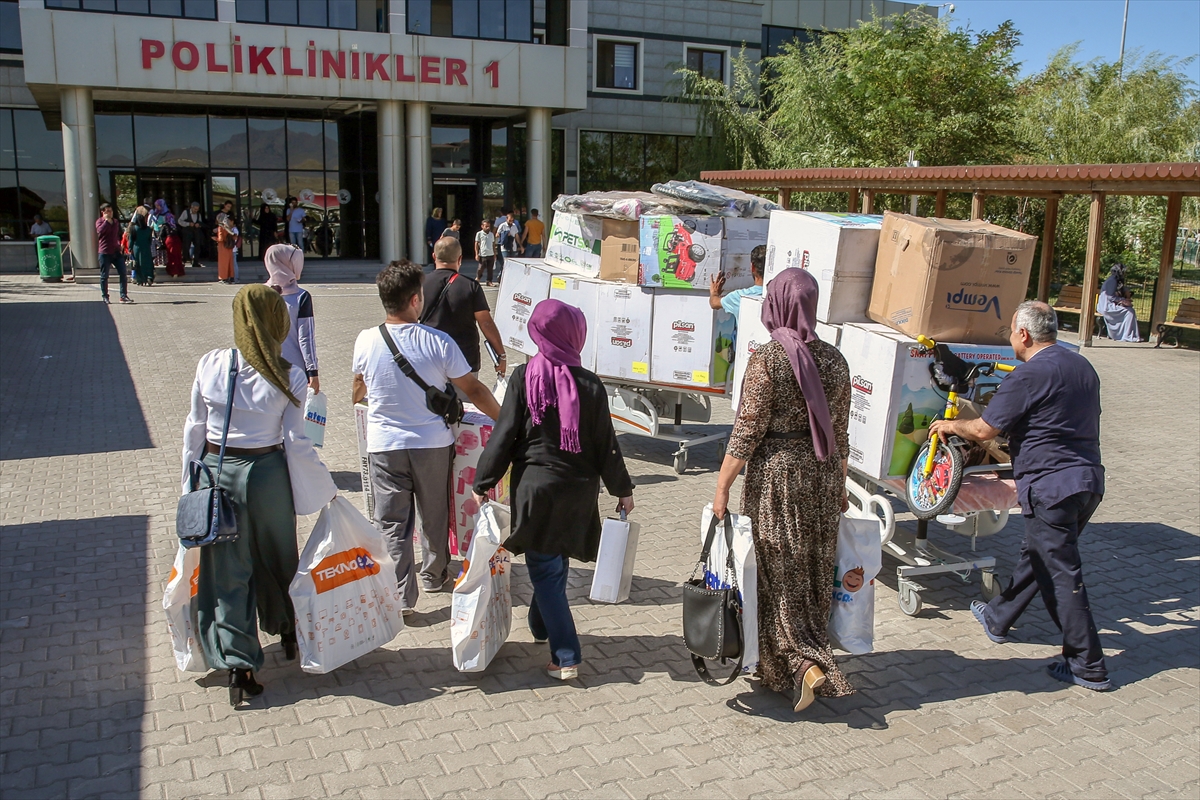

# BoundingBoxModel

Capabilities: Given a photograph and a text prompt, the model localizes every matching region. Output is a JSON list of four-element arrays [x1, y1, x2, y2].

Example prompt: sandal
[[793, 660, 826, 712]]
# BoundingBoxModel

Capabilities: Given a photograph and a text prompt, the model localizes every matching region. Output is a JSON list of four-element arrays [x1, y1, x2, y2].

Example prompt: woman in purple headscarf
[[712, 267, 853, 712], [473, 299, 635, 681], [153, 199, 185, 279]]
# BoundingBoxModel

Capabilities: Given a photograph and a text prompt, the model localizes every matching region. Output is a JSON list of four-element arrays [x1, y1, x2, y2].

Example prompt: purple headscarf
[[761, 268, 836, 461], [153, 199, 176, 227], [525, 299, 586, 453]]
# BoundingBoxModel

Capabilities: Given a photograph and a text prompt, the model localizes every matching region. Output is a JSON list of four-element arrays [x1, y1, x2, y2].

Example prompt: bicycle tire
[[905, 439, 964, 520]]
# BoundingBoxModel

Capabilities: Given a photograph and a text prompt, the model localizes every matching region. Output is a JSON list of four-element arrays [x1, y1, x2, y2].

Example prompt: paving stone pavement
[[1, 274, 1197, 800]]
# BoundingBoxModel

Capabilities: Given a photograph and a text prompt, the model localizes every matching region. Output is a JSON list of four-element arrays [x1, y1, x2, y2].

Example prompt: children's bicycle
[[905, 336, 1014, 520]]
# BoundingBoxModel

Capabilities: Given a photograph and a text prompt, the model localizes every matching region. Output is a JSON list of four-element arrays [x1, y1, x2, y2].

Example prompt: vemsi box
[[869, 212, 1037, 345], [764, 210, 882, 324], [544, 213, 640, 282], [594, 283, 655, 383], [639, 215, 725, 289], [494, 258, 553, 356], [650, 290, 735, 389], [730, 297, 843, 410], [547, 274, 601, 370], [720, 218, 770, 292]]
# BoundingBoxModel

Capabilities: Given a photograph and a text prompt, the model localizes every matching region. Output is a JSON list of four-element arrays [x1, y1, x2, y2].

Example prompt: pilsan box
[[730, 297, 843, 410], [639, 215, 725, 289], [869, 212, 1037, 345], [544, 213, 640, 282], [650, 290, 735, 389], [720, 218, 770, 291], [494, 258, 553, 356], [594, 283, 655, 383], [764, 210, 882, 324], [547, 274, 600, 371]]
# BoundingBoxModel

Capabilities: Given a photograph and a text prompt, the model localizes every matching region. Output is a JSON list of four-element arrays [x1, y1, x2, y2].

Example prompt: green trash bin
[[36, 235, 64, 283]]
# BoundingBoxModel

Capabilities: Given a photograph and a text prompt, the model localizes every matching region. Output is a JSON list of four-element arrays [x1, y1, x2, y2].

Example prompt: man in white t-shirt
[[352, 260, 501, 612]]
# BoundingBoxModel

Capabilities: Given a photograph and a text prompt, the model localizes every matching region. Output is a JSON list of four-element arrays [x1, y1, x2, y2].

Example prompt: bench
[[1051, 284, 1105, 335], [1155, 297, 1200, 348]]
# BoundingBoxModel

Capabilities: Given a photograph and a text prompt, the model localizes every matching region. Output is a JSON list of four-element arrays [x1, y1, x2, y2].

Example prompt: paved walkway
[[1, 275, 1197, 799]]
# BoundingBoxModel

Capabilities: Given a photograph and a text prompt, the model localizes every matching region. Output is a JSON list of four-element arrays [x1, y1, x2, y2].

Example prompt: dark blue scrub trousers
[[526, 552, 582, 668]]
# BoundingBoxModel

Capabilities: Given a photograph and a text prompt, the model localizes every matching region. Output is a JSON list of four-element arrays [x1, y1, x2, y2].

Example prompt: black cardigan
[[473, 363, 634, 561]]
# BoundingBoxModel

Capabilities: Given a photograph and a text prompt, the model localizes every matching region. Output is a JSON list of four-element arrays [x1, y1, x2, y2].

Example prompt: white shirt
[[352, 323, 471, 452], [181, 348, 336, 516], [475, 230, 495, 257]]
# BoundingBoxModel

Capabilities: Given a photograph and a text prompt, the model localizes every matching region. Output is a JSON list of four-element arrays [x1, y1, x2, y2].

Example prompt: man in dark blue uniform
[[930, 300, 1110, 691]]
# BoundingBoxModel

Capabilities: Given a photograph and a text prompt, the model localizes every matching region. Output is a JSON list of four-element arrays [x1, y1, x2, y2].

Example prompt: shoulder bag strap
[[214, 349, 238, 482], [418, 272, 458, 324], [378, 323, 434, 393]]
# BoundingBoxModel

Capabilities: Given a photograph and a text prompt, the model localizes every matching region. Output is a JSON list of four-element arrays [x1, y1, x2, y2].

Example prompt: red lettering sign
[[282, 47, 304, 76], [394, 54, 415, 82], [206, 42, 228, 73], [322, 50, 345, 79], [445, 58, 467, 86], [141, 39, 165, 69], [484, 60, 499, 89], [248, 45, 275, 75], [420, 56, 440, 84], [307, 43, 316, 77], [366, 53, 389, 81], [171, 41, 199, 71]]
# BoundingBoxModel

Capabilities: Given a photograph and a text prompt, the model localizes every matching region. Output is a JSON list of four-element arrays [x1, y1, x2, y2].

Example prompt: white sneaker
[[546, 662, 579, 680]]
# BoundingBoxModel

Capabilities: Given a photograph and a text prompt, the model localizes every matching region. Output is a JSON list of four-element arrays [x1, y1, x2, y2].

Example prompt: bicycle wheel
[[905, 439, 964, 520]]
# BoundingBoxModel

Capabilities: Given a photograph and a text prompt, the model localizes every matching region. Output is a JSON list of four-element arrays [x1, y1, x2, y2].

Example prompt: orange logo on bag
[[190, 566, 200, 598], [312, 548, 380, 594]]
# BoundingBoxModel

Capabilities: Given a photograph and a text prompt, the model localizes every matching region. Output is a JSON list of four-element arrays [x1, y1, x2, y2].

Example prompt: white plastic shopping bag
[[492, 375, 509, 406], [700, 504, 758, 673], [450, 502, 513, 672], [828, 515, 883, 654], [163, 544, 207, 673], [589, 513, 640, 604], [304, 389, 328, 447], [289, 496, 407, 674]]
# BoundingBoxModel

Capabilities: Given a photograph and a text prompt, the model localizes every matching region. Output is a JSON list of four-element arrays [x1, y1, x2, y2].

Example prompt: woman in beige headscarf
[[181, 285, 336, 705]]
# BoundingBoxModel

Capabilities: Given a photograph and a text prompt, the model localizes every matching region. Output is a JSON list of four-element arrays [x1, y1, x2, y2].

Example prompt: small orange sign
[[312, 548, 381, 594]]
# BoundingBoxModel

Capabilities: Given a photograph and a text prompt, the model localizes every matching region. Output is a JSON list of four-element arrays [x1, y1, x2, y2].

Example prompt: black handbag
[[682, 513, 745, 686], [377, 323, 465, 427], [176, 350, 240, 548]]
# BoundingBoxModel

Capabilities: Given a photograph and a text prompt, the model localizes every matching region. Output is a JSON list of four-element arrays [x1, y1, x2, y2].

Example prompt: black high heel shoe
[[228, 669, 264, 706], [281, 632, 297, 661]]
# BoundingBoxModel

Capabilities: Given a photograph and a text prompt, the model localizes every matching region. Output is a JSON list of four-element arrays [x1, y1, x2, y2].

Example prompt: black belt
[[765, 431, 807, 439], [205, 442, 283, 457]]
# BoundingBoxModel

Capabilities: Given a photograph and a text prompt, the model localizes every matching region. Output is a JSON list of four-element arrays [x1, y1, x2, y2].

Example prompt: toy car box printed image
[[639, 215, 725, 289], [494, 258, 553, 356], [720, 217, 770, 292], [650, 290, 735, 389], [730, 297, 844, 409], [763, 210, 882, 324], [449, 410, 511, 557], [869, 212, 1037, 345], [840, 322, 1021, 482], [594, 282, 655, 382], [547, 274, 601, 370], [544, 212, 640, 282]]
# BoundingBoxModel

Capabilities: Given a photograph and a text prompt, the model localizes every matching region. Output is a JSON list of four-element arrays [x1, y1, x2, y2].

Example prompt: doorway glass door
[[211, 174, 245, 257]]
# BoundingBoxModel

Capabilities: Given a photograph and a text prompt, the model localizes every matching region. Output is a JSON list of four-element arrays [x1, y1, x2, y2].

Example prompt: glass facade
[[43, 0, 217, 19], [761, 25, 821, 57], [236, 0, 384, 31], [0, 109, 68, 240], [596, 40, 638, 90], [407, 0, 532, 42], [1, 1, 22, 53], [578, 130, 693, 193]]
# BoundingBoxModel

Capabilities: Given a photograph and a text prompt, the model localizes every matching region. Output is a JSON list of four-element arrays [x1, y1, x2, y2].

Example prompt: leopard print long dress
[[727, 339, 854, 697]]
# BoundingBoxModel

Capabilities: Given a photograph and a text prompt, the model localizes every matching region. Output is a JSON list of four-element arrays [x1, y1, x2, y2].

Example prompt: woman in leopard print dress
[[713, 268, 853, 710]]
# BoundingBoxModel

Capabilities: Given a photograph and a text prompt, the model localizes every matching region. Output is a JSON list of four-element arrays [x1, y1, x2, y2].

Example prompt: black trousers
[[986, 489, 1108, 681]]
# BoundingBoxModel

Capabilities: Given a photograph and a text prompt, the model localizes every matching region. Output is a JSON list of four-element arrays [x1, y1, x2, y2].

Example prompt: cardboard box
[[764, 210, 882, 324], [545, 213, 640, 282], [639, 215, 725, 289], [547, 274, 600, 370], [354, 402, 373, 520], [589, 516, 641, 604], [594, 282, 655, 382], [650, 290, 735, 389], [869, 212, 1037, 345], [730, 297, 842, 409], [720, 218, 770, 291], [449, 411, 511, 556], [494, 258, 553, 356]]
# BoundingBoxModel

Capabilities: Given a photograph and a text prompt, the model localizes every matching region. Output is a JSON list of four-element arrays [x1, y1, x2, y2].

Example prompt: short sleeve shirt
[[721, 285, 764, 319], [982, 345, 1105, 513], [288, 208, 306, 233], [420, 269, 490, 372], [524, 218, 545, 245], [475, 230, 495, 257]]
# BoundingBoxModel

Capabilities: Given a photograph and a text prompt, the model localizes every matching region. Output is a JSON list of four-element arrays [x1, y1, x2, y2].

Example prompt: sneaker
[[402, 607, 415, 618], [119, 296, 134, 304], [546, 662, 579, 680], [971, 600, 1009, 644], [102, 295, 111, 304], [421, 573, 453, 593], [1048, 661, 1112, 691]]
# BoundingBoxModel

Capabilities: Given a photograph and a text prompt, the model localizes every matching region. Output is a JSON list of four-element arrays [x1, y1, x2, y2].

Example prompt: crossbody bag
[[176, 350, 240, 548], [377, 324, 465, 427]]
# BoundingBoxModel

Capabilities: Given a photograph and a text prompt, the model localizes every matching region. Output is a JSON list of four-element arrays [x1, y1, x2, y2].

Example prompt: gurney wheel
[[673, 451, 688, 474], [898, 584, 923, 617], [981, 570, 1003, 602]]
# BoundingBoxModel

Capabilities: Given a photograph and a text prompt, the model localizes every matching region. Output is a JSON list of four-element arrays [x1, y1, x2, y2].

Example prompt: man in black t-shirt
[[421, 237, 507, 386]]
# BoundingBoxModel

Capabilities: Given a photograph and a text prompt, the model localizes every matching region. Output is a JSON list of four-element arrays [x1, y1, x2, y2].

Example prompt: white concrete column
[[527, 108, 553, 221], [215, 0, 236, 22], [377, 100, 406, 264], [386, 0, 406, 34], [405, 101, 432, 263], [60, 86, 98, 273], [568, 0, 589, 48]]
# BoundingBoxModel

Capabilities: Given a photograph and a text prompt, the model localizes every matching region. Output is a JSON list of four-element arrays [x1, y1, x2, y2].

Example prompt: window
[[685, 48, 725, 82], [236, 0, 384, 31], [578, 130, 694, 193], [595, 39, 639, 91], [761, 25, 821, 58], [407, 0, 532, 42], [43, 0, 217, 19], [1, 1, 21, 53], [0, 109, 68, 241]]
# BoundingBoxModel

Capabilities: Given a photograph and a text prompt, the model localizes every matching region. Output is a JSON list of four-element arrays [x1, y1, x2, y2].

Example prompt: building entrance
[[432, 180, 480, 245]]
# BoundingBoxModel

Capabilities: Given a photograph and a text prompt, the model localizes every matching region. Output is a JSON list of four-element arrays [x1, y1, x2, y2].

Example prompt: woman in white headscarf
[[264, 243, 320, 392]]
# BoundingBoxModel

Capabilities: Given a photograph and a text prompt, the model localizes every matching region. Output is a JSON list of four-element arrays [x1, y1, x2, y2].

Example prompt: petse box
[[639, 215, 725, 290], [494, 258, 553, 356], [594, 283, 655, 383], [720, 218, 770, 292], [547, 274, 600, 370], [764, 210, 882, 324], [869, 212, 1037, 345], [449, 410, 511, 557], [650, 290, 735, 389], [544, 213, 640, 282], [730, 296, 842, 409]]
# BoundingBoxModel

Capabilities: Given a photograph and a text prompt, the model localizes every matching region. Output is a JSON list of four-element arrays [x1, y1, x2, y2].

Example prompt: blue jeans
[[99, 252, 128, 299], [525, 551, 581, 667], [289, 231, 303, 248], [524, 243, 542, 258]]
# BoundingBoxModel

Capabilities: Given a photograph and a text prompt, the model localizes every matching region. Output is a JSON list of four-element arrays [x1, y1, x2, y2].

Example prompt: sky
[[942, 0, 1200, 84]]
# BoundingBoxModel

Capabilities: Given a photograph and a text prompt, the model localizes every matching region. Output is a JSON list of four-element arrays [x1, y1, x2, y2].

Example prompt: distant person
[[215, 212, 237, 284], [523, 209, 545, 258], [255, 202, 280, 257], [127, 205, 155, 286], [421, 236, 507, 385], [148, 200, 168, 267], [1097, 262, 1141, 342], [710, 243, 766, 320], [285, 198, 306, 250], [351, 261, 500, 613], [155, 199, 185, 280], [475, 219, 497, 286], [441, 218, 462, 242], [29, 214, 52, 237], [496, 211, 522, 276], [932, 301, 1110, 691], [96, 203, 131, 304], [424, 207, 444, 263], [264, 244, 319, 393], [179, 201, 206, 267]]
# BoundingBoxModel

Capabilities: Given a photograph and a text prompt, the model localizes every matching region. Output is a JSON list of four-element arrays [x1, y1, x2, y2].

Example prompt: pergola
[[700, 163, 1200, 346]]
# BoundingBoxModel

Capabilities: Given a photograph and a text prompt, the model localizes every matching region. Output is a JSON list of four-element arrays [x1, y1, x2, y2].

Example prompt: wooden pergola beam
[[971, 192, 987, 220], [701, 180, 1198, 196], [863, 190, 875, 214], [1151, 193, 1184, 330], [848, 188, 860, 213], [1080, 192, 1106, 347], [935, 190, 947, 217], [779, 188, 792, 209], [1037, 196, 1059, 302]]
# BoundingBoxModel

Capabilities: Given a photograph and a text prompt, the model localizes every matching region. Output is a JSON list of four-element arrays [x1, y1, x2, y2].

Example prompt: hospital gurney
[[605, 380, 729, 474]]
